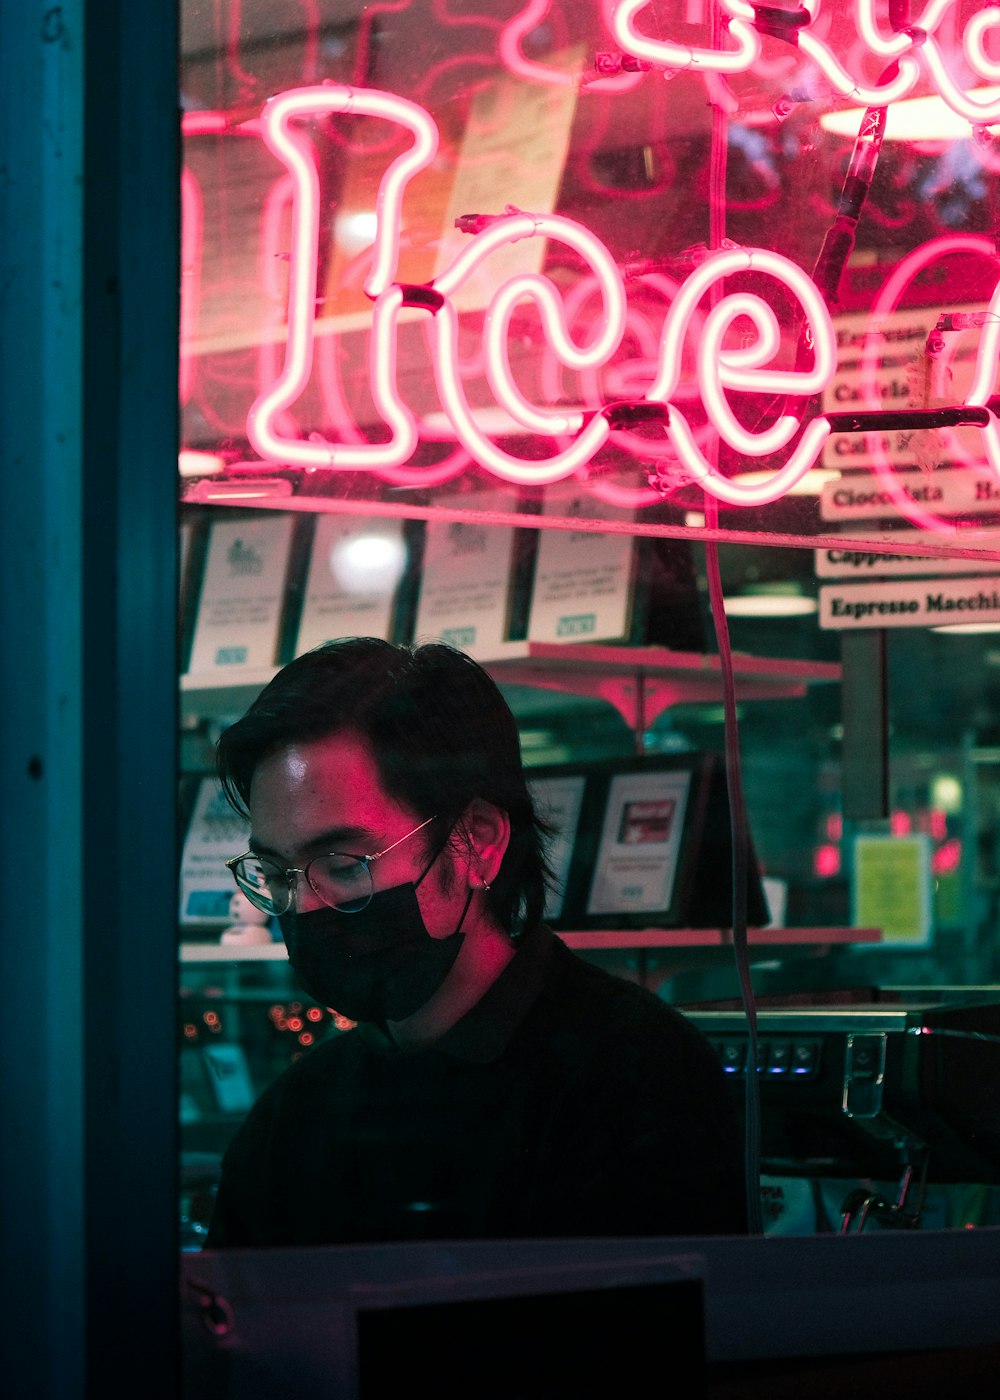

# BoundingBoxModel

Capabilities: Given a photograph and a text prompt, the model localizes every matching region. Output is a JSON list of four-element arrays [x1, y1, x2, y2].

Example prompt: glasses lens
[[231, 856, 289, 915], [306, 853, 374, 913]]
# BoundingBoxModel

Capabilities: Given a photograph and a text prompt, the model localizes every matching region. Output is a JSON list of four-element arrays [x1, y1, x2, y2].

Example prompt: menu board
[[528, 488, 637, 644], [187, 514, 295, 676], [413, 492, 521, 659], [295, 515, 406, 654], [179, 778, 250, 927], [586, 768, 692, 919]]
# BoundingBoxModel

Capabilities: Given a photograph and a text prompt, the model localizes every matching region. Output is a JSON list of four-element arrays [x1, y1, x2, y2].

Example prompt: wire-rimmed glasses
[[225, 815, 436, 916]]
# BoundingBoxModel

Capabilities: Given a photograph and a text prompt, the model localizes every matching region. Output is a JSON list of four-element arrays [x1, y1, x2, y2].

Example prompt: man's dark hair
[[216, 637, 553, 934]]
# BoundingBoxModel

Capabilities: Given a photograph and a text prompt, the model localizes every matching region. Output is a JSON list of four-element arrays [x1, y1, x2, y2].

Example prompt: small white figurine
[[220, 890, 275, 946]]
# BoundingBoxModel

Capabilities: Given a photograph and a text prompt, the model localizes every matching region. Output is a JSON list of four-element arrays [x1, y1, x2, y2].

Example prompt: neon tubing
[[649, 246, 836, 402], [920, 36, 1000, 123], [431, 296, 612, 485], [427, 211, 625, 479], [499, 0, 641, 92], [611, 0, 761, 73], [179, 165, 203, 406], [247, 85, 438, 469], [645, 246, 835, 504]]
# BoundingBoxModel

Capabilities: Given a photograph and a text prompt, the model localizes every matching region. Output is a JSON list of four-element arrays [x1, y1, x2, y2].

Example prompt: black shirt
[[206, 924, 747, 1246]]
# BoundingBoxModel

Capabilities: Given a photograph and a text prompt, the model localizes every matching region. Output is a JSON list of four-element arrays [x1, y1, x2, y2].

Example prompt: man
[[206, 637, 747, 1246]]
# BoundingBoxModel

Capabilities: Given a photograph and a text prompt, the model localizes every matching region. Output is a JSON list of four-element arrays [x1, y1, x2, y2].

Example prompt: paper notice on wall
[[179, 778, 251, 926], [818, 574, 1000, 629], [413, 491, 521, 659], [295, 515, 406, 653], [852, 833, 932, 947], [188, 514, 294, 675], [528, 487, 636, 643], [431, 52, 580, 311], [814, 535, 1000, 576]]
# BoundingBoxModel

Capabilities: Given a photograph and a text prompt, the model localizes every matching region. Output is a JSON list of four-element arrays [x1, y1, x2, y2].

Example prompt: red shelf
[[486, 642, 841, 728], [559, 926, 880, 951]]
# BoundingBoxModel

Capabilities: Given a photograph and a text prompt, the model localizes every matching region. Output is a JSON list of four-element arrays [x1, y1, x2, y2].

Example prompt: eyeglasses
[[225, 815, 436, 916]]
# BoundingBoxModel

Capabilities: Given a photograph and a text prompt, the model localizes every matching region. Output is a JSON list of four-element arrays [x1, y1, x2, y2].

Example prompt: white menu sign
[[587, 769, 692, 918], [295, 515, 406, 653], [528, 489, 636, 644], [819, 574, 1000, 629], [815, 537, 1000, 577], [188, 515, 294, 675], [179, 778, 251, 926], [820, 467, 1000, 523], [413, 492, 520, 659]]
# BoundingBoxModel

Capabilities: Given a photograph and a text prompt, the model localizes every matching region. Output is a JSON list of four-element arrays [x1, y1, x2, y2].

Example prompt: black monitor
[[356, 1274, 706, 1399], [181, 1242, 706, 1400], [528, 752, 770, 931]]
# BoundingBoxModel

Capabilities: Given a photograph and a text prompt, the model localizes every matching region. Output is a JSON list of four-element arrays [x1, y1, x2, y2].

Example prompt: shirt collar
[[358, 923, 555, 1064]]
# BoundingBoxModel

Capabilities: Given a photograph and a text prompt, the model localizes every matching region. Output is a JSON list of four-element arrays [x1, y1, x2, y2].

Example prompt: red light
[[298, 1032, 314, 1046], [183, 1024, 198, 1040], [306, 1006, 323, 1022], [288, 1016, 304, 1032], [932, 838, 962, 875], [890, 811, 912, 836], [814, 843, 841, 879]]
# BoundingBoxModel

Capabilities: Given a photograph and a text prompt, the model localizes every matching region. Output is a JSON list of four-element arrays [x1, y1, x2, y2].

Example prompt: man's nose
[[288, 869, 325, 914]]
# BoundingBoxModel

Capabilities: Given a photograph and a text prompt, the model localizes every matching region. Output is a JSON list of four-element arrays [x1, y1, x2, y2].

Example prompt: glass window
[[178, 2, 1000, 1247]]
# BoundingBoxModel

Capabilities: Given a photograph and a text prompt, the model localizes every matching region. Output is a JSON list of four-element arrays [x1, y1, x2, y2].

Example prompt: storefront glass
[[178, 1, 1000, 1245]]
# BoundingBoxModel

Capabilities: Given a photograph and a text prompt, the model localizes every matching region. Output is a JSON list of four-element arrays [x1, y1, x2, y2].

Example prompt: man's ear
[[461, 798, 511, 888]]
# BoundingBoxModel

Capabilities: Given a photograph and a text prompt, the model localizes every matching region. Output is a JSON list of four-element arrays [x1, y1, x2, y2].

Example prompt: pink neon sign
[[241, 81, 1000, 508], [610, 0, 1000, 121]]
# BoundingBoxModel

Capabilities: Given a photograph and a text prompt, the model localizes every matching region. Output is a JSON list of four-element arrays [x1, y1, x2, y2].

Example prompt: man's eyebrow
[[249, 826, 375, 859]]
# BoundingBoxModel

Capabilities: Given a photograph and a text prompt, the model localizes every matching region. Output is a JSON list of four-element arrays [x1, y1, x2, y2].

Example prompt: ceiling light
[[329, 531, 407, 594], [723, 593, 818, 617], [930, 621, 1000, 634], [179, 449, 226, 477], [723, 581, 817, 618], [730, 466, 840, 497], [820, 88, 1000, 142]]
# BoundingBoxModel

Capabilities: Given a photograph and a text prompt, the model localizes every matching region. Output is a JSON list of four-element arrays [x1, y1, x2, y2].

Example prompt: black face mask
[[278, 865, 472, 1025]]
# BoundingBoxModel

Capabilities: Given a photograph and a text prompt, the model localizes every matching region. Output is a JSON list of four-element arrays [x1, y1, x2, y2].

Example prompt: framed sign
[[413, 491, 523, 659], [188, 514, 295, 676], [570, 755, 770, 931], [179, 778, 250, 928], [295, 515, 407, 654], [586, 767, 693, 920], [527, 487, 637, 645]]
